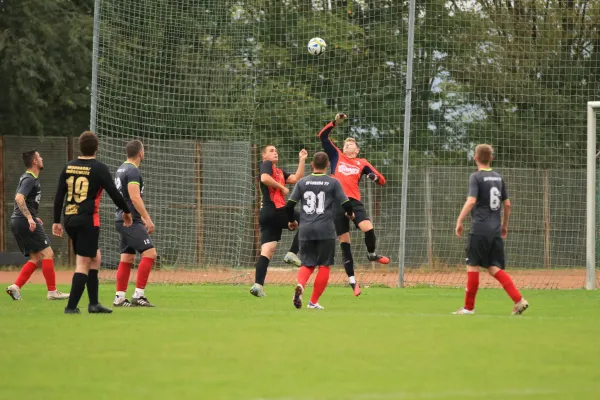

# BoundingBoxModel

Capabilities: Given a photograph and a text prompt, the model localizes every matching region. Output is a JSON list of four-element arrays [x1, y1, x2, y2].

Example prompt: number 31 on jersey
[[303, 191, 325, 215]]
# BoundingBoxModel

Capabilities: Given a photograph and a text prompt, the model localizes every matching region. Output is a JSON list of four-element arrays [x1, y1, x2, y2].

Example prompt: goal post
[[586, 101, 599, 290]]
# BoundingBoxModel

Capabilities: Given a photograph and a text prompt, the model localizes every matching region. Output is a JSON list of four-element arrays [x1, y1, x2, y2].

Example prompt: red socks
[[14, 261, 38, 288], [297, 266, 315, 287], [494, 269, 522, 303], [464, 271, 479, 311], [41, 259, 56, 291], [116, 262, 133, 292], [310, 266, 330, 304], [136, 257, 155, 289], [297, 266, 330, 304]]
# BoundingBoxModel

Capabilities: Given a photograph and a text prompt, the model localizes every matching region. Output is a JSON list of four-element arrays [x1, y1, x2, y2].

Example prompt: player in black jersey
[[454, 144, 528, 315], [112, 140, 157, 307], [5, 150, 69, 301], [286, 152, 354, 310], [53, 131, 132, 314]]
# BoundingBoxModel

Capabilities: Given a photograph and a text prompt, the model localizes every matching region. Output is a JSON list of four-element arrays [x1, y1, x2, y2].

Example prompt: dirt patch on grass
[[0, 267, 591, 289]]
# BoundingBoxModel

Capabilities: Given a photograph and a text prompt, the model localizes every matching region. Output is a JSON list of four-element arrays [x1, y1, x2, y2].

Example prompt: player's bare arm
[[261, 173, 289, 195], [129, 183, 154, 234], [501, 199, 511, 238], [52, 168, 68, 238], [285, 198, 299, 230], [15, 193, 36, 232], [455, 196, 477, 238], [286, 149, 308, 184], [99, 164, 133, 227]]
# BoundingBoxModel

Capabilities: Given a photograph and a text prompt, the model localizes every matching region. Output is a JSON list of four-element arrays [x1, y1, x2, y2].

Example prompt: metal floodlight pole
[[398, 0, 417, 288], [90, 0, 102, 132]]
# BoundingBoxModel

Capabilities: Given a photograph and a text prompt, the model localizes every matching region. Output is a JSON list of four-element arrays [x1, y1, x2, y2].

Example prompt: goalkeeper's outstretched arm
[[318, 113, 347, 159]]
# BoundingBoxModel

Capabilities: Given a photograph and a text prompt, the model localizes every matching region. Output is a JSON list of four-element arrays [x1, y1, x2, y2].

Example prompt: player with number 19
[[53, 131, 132, 314], [286, 152, 354, 310], [453, 144, 528, 315]]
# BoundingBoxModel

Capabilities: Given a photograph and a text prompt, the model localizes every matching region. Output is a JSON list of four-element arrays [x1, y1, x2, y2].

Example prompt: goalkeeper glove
[[334, 113, 347, 126], [367, 173, 379, 182]]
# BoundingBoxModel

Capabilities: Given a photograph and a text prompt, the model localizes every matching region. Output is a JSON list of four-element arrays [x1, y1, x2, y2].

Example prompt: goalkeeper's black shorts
[[334, 198, 369, 235]]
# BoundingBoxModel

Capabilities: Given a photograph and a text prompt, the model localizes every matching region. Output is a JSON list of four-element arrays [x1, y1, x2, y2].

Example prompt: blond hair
[[344, 137, 359, 148], [475, 144, 493, 165]]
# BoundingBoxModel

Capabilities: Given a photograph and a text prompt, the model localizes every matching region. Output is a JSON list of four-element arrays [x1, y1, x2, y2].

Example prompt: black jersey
[[467, 169, 508, 237], [54, 158, 130, 227], [114, 161, 144, 222], [12, 171, 41, 219], [288, 173, 349, 240]]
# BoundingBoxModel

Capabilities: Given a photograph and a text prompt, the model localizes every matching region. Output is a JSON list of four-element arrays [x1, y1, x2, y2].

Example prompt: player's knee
[[29, 253, 42, 264], [338, 233, 351, 243], [142, 248, 157, 259], [488, 266, 500, 276], [75, 257, 92, 273], [358, 220, 373, 232], [260, 242, 277, 259], [90, 250, 102, 270], [41, 247, 54, 260], [120, 253, 135, 264]]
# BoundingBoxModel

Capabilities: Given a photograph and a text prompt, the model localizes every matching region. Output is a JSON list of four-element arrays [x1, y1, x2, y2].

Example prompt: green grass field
[[1, 285, 600, 400]]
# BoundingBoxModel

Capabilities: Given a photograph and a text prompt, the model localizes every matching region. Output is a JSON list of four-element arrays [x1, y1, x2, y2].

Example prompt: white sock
[[115, 291, 126, 299], [349, 276, 356, 284], [133, 288, 145, 298], [368, 252, 377, 257]]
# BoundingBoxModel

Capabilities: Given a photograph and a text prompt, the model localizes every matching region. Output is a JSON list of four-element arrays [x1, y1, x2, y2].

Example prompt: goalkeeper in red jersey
[[317, 113, 389, 296]]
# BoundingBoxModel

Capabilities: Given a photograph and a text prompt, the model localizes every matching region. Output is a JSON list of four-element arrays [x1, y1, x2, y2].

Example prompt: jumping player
[[318, 113, 389, 296], [113, 140, 157, 307], [250, 146, 307, 297], [454, 144, 529, 315], [5, 150, 69, 301], [286, 152, 354, 310], [53, 131, 133, 314]]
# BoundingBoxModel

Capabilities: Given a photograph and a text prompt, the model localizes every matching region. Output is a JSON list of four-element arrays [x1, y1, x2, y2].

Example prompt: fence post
[[67, 138, 75, 266], [543, 169, 551, 268], [0, 136, 4, 252], [252, 144, 260, 261], [425, 167, 433, 269], [195, 141, 203, 267]]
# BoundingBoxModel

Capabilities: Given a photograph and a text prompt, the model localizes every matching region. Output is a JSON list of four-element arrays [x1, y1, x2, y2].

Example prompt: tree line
[[1, 0, 599, 172]]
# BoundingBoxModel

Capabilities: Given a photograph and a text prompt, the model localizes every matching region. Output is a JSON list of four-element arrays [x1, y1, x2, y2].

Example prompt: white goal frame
[[586, 101, 599, 290]]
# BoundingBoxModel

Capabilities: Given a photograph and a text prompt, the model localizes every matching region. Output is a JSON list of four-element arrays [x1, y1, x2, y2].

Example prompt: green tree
[[0, 0, 93, 136]]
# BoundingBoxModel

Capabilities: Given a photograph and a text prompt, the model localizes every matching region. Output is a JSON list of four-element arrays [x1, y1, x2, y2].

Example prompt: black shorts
[[65, 220, 100, 258], [11, 217, 50, 257], [259, 206, 299, 245], [334, 198, 369, 236], [299, 239, 336, 267], [116, 221, 154, 254], [466, 234, 505, 269]]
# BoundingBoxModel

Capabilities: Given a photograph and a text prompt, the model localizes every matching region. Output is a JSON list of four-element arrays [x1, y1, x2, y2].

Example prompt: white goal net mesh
[[92, 0, 598, 289]]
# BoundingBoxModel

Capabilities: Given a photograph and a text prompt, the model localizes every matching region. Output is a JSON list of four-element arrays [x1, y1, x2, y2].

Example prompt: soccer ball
[[307, 37, 327, 56]]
